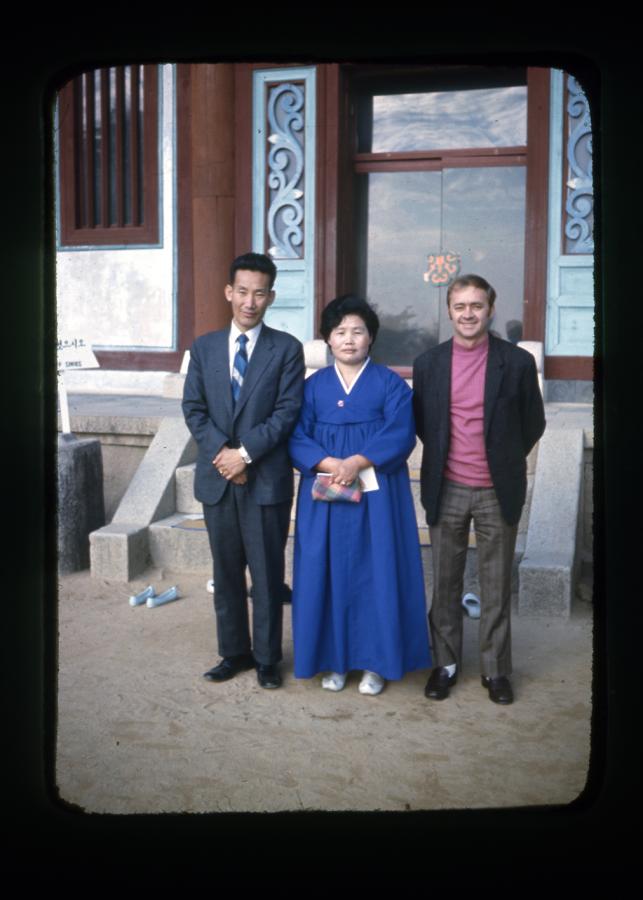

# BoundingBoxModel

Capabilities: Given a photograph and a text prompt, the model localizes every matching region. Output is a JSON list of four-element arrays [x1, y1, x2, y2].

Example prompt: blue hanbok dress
[[288, 361, 432, 680]]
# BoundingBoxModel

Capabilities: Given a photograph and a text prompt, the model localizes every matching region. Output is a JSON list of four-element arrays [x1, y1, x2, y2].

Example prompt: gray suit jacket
[[182, 324, 305, 506], [412, 334, 546, 526]]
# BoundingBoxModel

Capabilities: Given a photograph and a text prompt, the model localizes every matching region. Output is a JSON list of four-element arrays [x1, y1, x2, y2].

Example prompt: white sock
[[444, 664, 457, 677]]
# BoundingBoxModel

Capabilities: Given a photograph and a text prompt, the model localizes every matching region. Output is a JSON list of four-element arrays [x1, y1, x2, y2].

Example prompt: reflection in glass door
[[357, 165, 526, 366], [357, 170, 442, 365], [351, 68, 529, 368]]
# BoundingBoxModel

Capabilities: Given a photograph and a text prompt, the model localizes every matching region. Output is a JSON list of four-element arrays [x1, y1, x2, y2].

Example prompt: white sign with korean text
[[57, 338, 100, 435], [57, 337, 99, 372]]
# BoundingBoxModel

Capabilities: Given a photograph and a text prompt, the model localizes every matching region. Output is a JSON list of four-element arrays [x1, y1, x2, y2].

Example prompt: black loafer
[[481, 675, 514, 705], [424, 667, 457, 700], [256, 663, 282, 689], [203, 654, 255, 682]]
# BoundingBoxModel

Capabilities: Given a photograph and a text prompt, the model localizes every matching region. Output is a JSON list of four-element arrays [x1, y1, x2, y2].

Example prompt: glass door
[[351, 67, 528, 369]]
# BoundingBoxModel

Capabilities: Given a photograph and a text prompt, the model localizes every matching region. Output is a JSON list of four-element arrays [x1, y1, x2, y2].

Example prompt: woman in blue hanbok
[[288, 295, 432, 695]]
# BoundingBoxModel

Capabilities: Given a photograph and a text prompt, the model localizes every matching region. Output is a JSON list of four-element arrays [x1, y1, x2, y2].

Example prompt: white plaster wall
[[56, 65, 176, 356]]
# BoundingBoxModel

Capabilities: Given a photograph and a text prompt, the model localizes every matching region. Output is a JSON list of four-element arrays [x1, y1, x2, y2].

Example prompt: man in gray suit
[[413, 274, 545, 705], [182, 252, 305, 689]]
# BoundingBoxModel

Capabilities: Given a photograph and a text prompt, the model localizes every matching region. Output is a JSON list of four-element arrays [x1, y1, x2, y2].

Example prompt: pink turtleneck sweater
[[443, 337, 493, 487]]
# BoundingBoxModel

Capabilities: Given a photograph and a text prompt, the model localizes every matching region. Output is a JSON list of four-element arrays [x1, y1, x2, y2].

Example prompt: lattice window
[[264, 80, 306, 260], [563, 75, 594, 254], [58, 64, 159, 246]]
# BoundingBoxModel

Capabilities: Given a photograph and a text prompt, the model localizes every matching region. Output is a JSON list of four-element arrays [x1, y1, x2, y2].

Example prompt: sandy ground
[[55, 552, 593, 815]]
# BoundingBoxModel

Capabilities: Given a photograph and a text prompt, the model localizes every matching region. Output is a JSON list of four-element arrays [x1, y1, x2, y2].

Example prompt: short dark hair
[[319, 294, 380, 344], [229, 252, 277, 289], [446, 274, 496, 308]]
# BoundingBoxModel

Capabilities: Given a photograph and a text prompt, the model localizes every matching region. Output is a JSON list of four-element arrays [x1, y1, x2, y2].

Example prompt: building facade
[[56, 62, 594, 399]]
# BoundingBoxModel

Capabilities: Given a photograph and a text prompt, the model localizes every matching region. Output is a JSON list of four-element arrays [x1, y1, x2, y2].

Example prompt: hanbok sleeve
[[359, 370, 417, 474], [288, 375, 328, 476]]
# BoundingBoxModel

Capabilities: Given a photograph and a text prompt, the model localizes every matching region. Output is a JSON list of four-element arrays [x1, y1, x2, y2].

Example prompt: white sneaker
[[206, 579, 214, 594], [321, 672, 347, 691], [358, 671, 385, 695]]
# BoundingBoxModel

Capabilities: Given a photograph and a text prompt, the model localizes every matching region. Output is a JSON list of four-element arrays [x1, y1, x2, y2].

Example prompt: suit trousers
[[202, 483, 291, 665], [428, 480, 518, 678]]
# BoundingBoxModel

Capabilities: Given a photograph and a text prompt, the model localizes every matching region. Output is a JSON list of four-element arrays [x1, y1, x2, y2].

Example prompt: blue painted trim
[[252, 67, 316, 342], [545, 69, 564, 355], [546, 70, 595, 357], [157, 63, 165, 252]]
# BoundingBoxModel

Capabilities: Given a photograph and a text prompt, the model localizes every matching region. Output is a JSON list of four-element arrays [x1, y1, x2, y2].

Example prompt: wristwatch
[[238, 444, 252, 465]]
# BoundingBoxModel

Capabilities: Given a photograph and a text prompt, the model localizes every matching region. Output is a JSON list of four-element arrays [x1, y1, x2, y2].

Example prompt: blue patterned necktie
[[231, 333, 249, 405]]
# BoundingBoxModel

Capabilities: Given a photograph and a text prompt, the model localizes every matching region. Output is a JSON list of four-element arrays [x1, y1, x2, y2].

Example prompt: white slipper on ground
[[322, 672, 347, 691], [358, 671, 385, 696], [462, 592, 481, 618]]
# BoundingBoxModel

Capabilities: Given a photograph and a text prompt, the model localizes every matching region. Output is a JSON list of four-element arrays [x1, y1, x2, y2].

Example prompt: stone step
[[161, 436, 540, 574], [148, 514, 212, 574], [149, 512, 298, 575], [154, 432, 542, 575]]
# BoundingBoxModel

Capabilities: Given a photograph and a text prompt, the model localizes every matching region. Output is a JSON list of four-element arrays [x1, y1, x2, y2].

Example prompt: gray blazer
[[182, 324, 305, 507], [412, 334, 546, 526]]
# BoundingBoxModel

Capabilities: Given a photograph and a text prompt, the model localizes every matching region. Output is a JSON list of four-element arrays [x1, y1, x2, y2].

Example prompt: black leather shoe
[[203, 654, 255, 682], [256, 663, 282, 689], [424, 667, 457, 700], [481, 675, 514, 705]]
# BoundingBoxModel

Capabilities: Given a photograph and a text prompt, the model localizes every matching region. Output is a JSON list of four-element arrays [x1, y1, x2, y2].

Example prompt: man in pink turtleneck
[[413, 275, 545, 705]]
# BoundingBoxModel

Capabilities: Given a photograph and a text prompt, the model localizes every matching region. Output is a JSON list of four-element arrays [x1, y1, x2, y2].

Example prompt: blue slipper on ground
[[462, 592, 481, 618]]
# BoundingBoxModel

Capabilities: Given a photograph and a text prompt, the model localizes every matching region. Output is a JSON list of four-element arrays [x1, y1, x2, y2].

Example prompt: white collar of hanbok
[[334, 357, 371, 395]]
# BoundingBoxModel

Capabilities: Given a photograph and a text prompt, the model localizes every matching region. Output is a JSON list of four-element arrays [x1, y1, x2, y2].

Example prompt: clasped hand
[[317, 454, 369, 486], [213, 447, 247, 484]]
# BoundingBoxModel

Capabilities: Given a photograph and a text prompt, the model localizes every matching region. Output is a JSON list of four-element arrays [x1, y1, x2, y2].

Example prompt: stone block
[[90, 523, 149, 582], [175, 463, 200, 514], [57, 436, 105, 573], [100, 442, 149, 521], [518, 563, 573, 617], [519, 428, 584, 616], [113, 416, 197, 526], [545, 379, 594, 403], [148, 515, 212, 573], [581, 448, 593, 565]]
